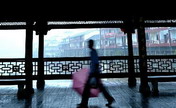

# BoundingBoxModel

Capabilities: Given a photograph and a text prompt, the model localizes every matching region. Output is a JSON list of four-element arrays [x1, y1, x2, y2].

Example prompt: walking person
[[77, 39, 115, 108]]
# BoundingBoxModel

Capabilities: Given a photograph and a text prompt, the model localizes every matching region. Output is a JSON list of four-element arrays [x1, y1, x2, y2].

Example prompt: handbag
[[89, 77, 98, 88]]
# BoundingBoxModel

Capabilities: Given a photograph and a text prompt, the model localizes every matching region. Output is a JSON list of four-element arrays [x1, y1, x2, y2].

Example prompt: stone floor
[[0, 78, 176, 108]]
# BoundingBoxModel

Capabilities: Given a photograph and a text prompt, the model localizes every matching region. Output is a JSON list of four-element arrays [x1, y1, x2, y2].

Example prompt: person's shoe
[[77, 103, 88, 108], [106, 98, 115, 106]]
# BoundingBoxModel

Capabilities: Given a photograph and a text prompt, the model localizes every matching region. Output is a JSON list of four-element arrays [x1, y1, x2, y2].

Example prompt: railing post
[[25, 21, 34, 95], [137, 17, 151, 95], [35, 20, 48, 90]]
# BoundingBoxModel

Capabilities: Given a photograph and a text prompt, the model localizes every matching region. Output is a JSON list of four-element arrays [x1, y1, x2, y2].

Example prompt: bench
[[148, 75, 176, 94], [0, 79, 26, 98]]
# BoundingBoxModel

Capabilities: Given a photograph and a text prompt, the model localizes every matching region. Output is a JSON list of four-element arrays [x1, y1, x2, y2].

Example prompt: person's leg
[[78, 78, 91, 107], [80, 83, 91, 105], [98, 81, 115, 106]]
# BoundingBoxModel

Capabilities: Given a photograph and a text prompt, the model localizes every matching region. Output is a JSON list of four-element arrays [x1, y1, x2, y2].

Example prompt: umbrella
[[72, 68, 100, 97]]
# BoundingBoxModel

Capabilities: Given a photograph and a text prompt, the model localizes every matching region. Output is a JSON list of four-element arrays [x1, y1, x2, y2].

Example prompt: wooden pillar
[[127, 31, 136, 87], [35, 20, 48, 90], [137, 17, 151, 95], [122, 18, 136, 87], [37, 33, 45, 89], [25, 21, 34, 95]]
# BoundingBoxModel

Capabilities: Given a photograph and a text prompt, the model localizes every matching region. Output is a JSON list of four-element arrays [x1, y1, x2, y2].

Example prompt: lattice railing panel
[[44, 60, 90, 75], [99, 59, 128, 74], [43, 58, 128, 75], [147, 57, 176, 72], [0, 60, 25, 76]]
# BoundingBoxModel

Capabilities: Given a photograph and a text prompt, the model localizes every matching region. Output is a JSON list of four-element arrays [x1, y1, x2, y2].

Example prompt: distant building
[[38, 27, 176, 58]]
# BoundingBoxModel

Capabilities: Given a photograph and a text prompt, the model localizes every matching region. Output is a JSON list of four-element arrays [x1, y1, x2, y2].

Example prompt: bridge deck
[[0, 78, 176, 108]]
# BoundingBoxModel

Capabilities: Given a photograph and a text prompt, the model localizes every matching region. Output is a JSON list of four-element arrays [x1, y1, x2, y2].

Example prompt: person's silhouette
[[77, 39, 115, 108]]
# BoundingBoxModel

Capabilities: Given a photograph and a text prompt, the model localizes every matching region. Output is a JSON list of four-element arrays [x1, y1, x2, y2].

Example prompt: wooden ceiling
[[0, 15, 176, 22], [0, 15, 176, 30]]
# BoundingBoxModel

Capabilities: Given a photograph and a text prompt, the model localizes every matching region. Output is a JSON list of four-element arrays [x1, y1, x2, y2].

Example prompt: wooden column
[[137, 17, 151, 95], [37, 33, 45, 89], [25, 21, 34, 95], [35, 20, 48, 90], [123, 18, 136, 87], [127, 31, 136, 87]]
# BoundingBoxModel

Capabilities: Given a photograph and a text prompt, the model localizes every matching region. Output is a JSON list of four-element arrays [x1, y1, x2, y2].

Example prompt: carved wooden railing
[[0, 59, 25, 79], [146, 55, 176, 76], [0, 56, 176, 79], [42, 56, 129, 79]]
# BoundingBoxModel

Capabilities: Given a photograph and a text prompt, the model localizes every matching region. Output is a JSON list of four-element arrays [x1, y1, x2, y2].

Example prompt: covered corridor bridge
[[0, 16, 176, 98]]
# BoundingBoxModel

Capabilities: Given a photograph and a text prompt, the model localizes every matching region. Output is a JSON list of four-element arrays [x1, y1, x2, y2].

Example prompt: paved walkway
[[0, 78, 176, 108]]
